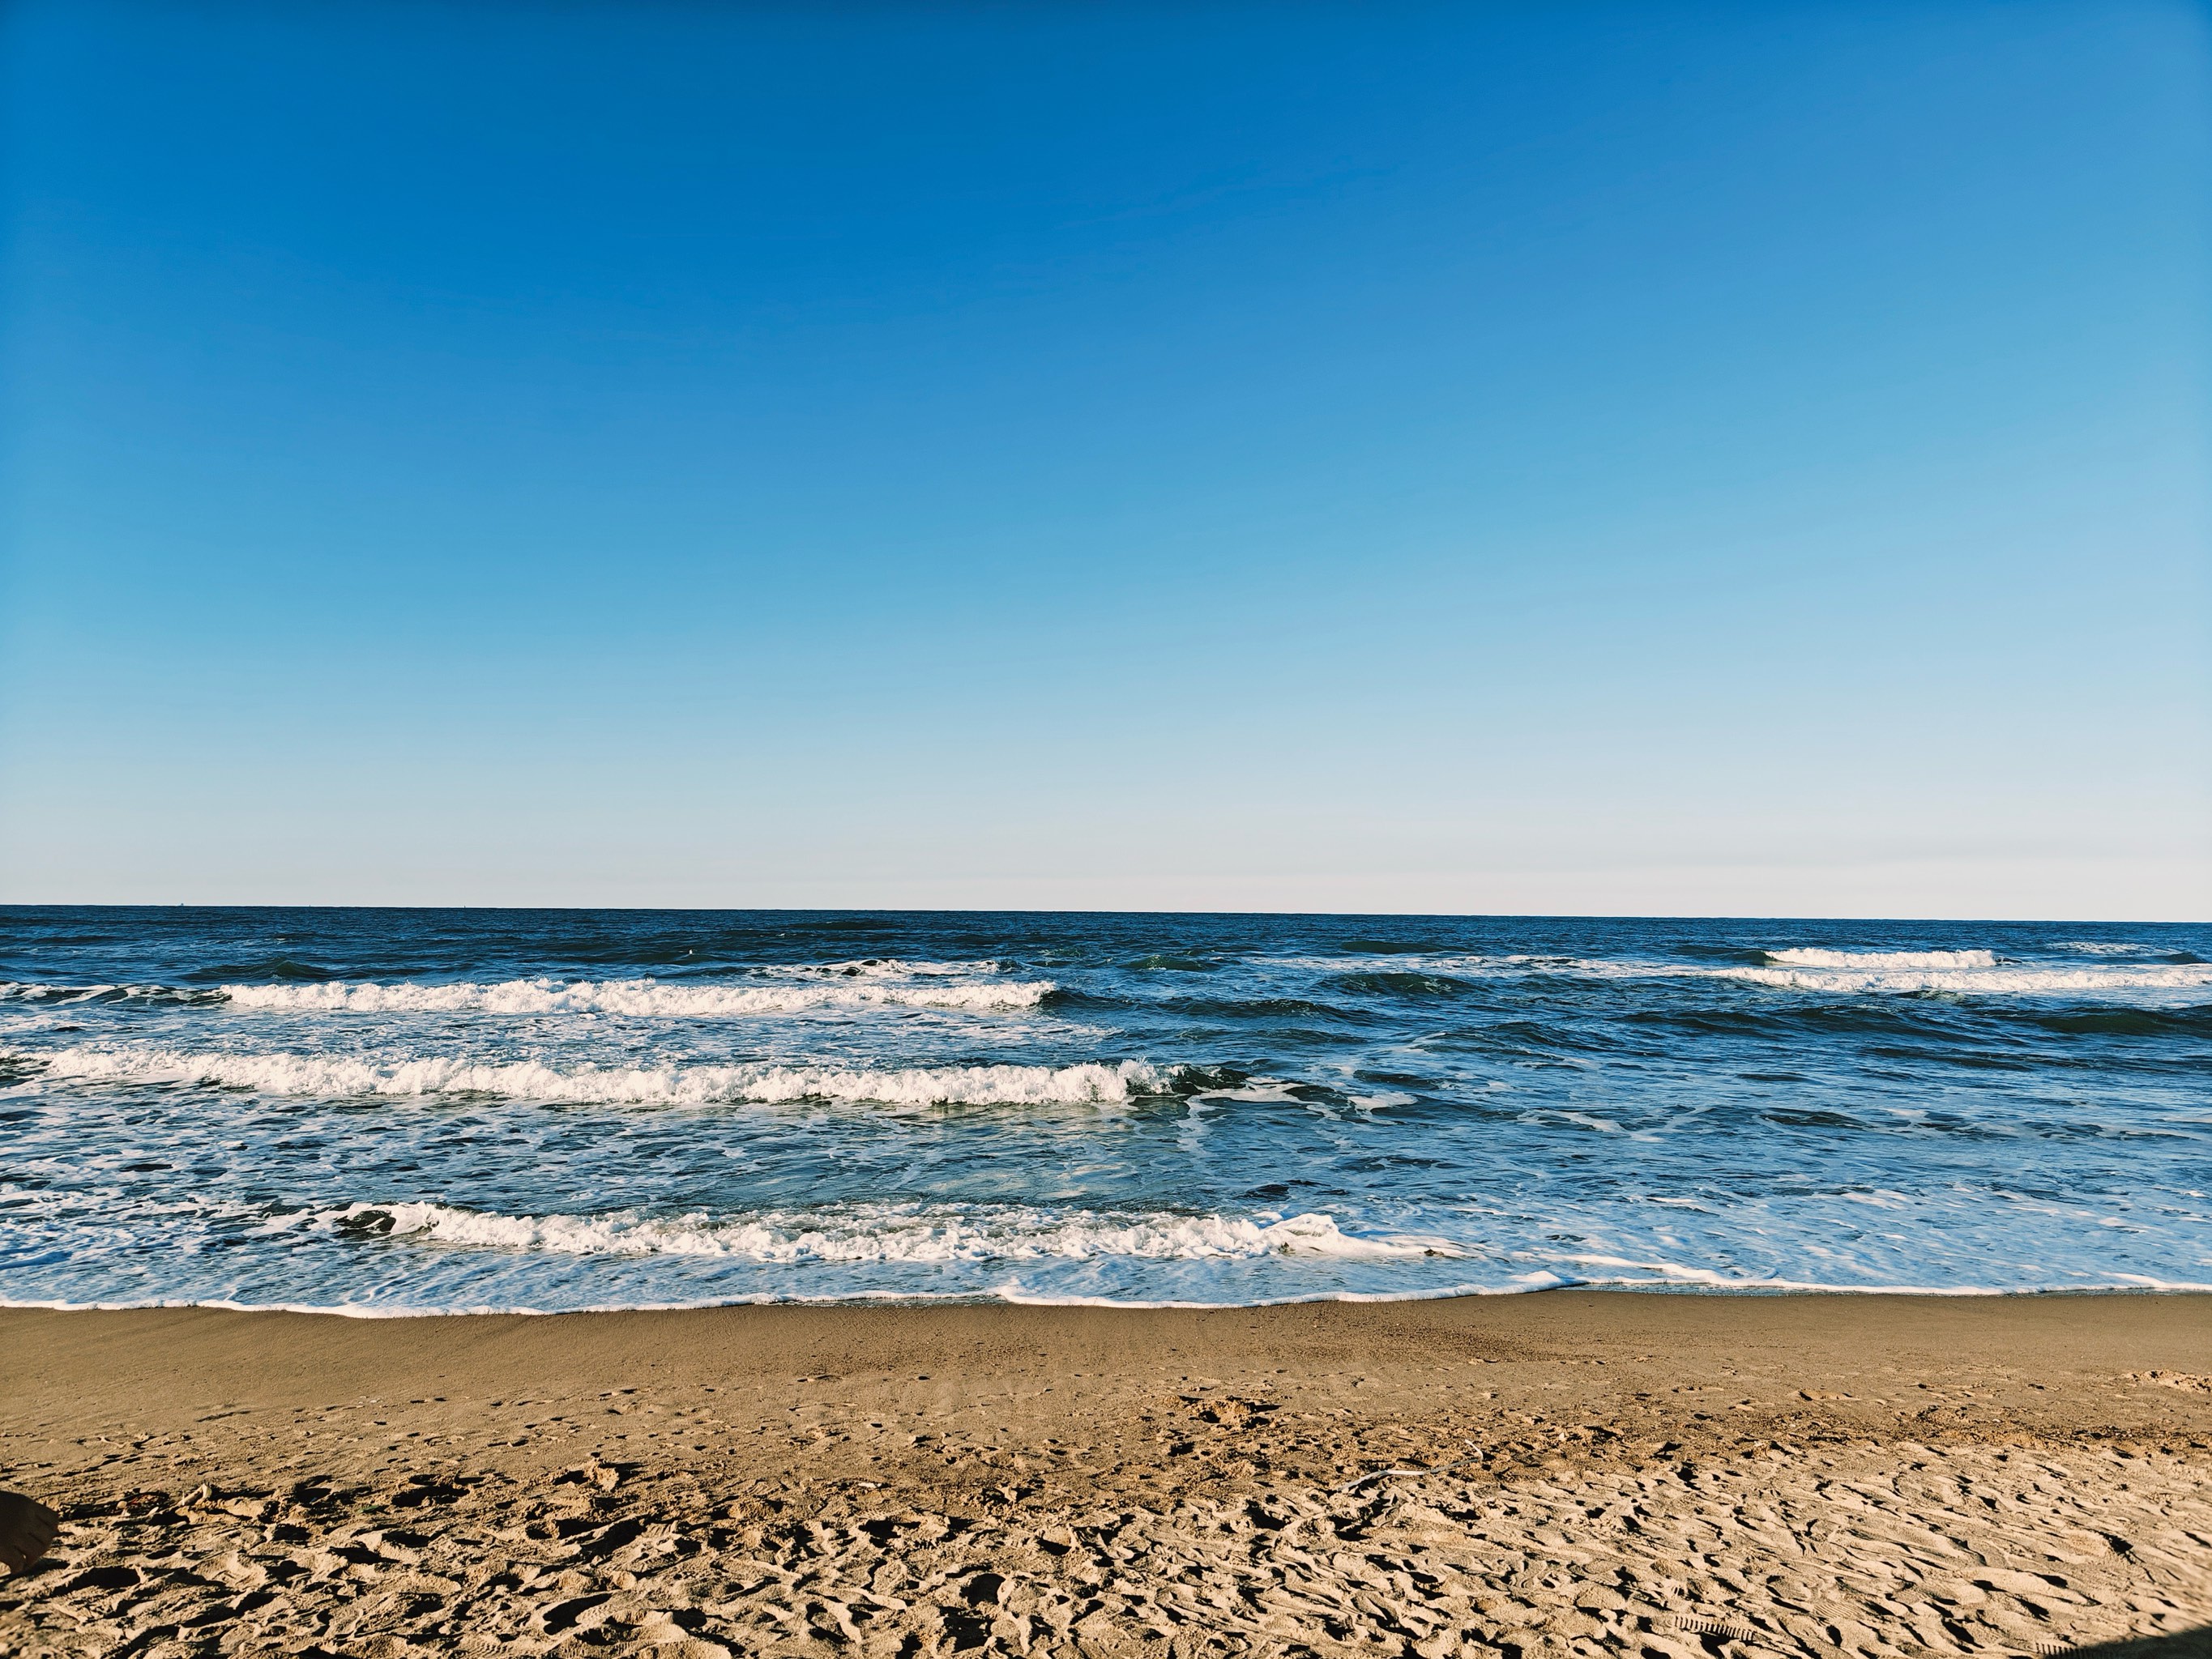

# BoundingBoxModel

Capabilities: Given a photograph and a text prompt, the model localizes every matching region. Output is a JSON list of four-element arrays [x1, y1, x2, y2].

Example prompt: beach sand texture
[[2, 1293, 2207, 1658]]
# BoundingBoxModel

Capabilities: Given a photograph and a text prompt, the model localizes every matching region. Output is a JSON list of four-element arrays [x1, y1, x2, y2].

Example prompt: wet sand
[[2, 1292, 2209, 1657]]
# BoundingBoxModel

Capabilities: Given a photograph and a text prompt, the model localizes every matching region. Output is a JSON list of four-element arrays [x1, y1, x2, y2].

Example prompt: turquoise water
[[3, 907, 2206, 1311]]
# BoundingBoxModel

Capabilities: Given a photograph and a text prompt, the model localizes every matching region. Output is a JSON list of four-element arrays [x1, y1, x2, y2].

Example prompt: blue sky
[[2, 1, 2206, 916]]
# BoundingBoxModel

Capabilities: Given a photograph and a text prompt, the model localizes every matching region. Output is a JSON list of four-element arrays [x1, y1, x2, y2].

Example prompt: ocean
[[3, 906, 2206, 1313]]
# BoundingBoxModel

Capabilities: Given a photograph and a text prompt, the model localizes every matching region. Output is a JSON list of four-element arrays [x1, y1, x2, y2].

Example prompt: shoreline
[[11, 1286, 2212, 1404], [6, 1292, 2210, 1654], [10, 1279, 2212, 1320]]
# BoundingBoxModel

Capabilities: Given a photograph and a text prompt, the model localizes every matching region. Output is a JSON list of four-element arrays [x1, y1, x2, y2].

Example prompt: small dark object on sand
[[0, 1491, 60, 1575]]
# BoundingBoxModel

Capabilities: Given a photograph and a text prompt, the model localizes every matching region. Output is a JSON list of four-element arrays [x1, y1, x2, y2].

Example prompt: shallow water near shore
[[2, 906, 2207, 1312]]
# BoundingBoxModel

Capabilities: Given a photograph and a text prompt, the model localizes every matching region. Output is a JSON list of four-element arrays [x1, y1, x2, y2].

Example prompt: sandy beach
[[2, 1291, 2208, 1657]]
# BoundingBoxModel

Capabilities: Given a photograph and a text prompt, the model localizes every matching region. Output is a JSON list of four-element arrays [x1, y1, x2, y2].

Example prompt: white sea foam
[[218, 974, 1051, 1017], [12, 1269, 2209, 1316], [1715, 959, 2212, 996], [1188, 1078, 1307, 1103], [305, 1201, 1454, 1263], [1256, 950, 2210, 996], [1764, 948, 1996, 970], [1253, 953, 1655, 983], [28, 1047, 1162, 1107], [0, 982, 214, 1005], [1718, 945, 2212, 995], [760, 958, 1004, 979], [0, 982, 105, 1002]]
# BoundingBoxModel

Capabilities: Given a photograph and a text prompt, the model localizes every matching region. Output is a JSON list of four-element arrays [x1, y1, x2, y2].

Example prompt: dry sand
[[2, 1292, 2207, 1658]]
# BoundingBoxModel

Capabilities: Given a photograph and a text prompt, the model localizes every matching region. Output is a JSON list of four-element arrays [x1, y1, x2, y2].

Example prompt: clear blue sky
[[2, 1, 2206, 917]]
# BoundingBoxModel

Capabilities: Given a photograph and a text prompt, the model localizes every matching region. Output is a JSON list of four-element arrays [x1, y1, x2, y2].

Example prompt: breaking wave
[[309, 1201, 1450, 1263], [28, 1047, 1164, 1107], [2048, 940, 2188, 958], [759, 958, 1004, 979], [1262, 950, 2212, 997], [0, 982, 220, 1007], [219, 974, 1051, 1016], [11, 908, 2209, 1311], [1761, 948, 1996, 970], [1717, 953, 2212, 996]]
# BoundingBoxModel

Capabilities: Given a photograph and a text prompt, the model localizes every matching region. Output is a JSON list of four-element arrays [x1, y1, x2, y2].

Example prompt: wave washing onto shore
[[5, 907, 2208, 1309], [308, 1201, 1446, 1264], [15, 1171, 2205, 1316]]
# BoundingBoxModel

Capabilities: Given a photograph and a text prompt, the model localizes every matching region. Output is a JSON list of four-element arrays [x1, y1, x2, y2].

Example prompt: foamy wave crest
[[220, 975, 1050, 1017], [311, 1201, 1450, 1263], [760, 958, 1004, 979], [0, 982, 218, 1006], [1266, 949, 2210, 997], [1717, 958, 2212, 996], [1763, 948, 1996, 970], [29, 1047, 1161, 1106]]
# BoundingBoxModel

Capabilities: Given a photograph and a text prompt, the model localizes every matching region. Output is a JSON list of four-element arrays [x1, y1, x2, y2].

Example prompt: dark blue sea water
[[2, 907, 2206, 1312]]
